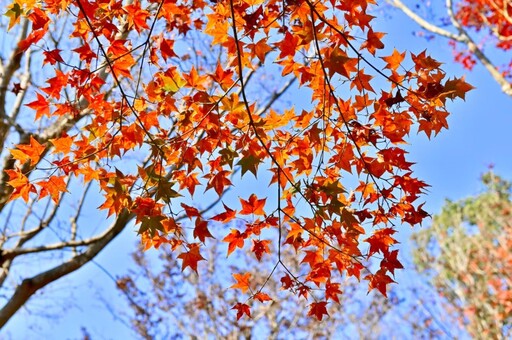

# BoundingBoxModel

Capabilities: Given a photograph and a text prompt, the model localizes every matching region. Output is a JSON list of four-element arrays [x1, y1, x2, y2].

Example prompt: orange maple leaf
[[239, 194, 266, 216], [230, 272, 252, 293], [26, 93, 50, 119], [222, 229, 245, 256], [6, 169, 36, 203], [50, 135, 74, 154], [325, 281, 343, 303], [361, 29, 385, 55], [253, 292, 272, 302], [381, 48, 405, 71], [11, 135, 46, 166], [381, 249, 404, 276], [37, 175, 68, 203]]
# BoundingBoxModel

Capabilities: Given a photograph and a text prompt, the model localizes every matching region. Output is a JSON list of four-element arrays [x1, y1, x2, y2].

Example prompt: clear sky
[[3, 2, 511, 339]]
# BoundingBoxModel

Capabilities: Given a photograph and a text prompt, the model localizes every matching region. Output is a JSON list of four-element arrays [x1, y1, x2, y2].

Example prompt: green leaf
[[237, 154, 262, 178], [138, 215, 165, 235], [155, 180, 182, 203]]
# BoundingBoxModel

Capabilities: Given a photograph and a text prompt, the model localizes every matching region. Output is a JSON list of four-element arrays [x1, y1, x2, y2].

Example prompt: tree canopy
[[0, 0, 472, 326], [413, 171, 512, 339]]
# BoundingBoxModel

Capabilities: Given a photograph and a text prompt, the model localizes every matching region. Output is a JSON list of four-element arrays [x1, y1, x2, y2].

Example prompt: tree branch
[[387, 0, 464, 41], [389, 0, 512, 96], [0, 209, 133, 328]]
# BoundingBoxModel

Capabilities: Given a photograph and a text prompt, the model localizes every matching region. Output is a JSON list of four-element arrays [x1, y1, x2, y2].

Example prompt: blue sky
[[3, 2, 512, 339]]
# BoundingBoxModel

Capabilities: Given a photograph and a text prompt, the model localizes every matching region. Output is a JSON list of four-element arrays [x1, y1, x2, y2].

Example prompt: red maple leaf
[[193, 219, 214, 243], [232, 303, 251, 320], [381, 249, 404, 276], [365, 227, 398, 256], [251, 239, 271, 261], [307, 301, 329, 321], [365, 269, 396, 297], [177, 244, 205, 273], [210, 203, 237, 223]]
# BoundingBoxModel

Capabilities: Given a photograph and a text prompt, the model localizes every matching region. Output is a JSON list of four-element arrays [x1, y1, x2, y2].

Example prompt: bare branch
[[389, 0, 512, 96], [0, 209, 133, 328], [387, 0, 464, 41]]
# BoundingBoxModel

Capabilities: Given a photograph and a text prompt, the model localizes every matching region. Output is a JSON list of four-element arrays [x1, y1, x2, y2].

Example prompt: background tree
[[412, 170, 512, 339], [0, 0, 471, 329], [116, 242, 409, 339], [387, 0, 512, 96]]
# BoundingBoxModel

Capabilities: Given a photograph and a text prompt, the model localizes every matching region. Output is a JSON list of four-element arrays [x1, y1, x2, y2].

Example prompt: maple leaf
[[232, 303, 251, 320], [280, 274, 294, 290], [381, 48, 405, 71], [253, 292, 272, 302], [236, 155, 262, 178], [181, 203, 201, 219], [177, 244, 205, 273], [230, 272, 252, 293], [325, 281, 343, 303], [211, 63, 235, 91], [365, 227, 398, 256], [155, 180, 182, 204], [111, 55, 135, 80], [222, 229, 245, 256], [73, 41, 96, 63], [298, 285, 311, 299], [26, 93, 50, 119], [381, 249, 404, 276], [193, 219, 214, 243], [28, 7, 49, 30], [11, 136, 46, 166], [365, 269, 396, 297], [360, 29, 385, 55], [277, 31, 298, 59], [138, 215, 165, 235], [251, 239, 271, 261], [205, 170, 232, 196], [239, 194, 266, 216], [124, 0, 150, 33], [441, 76, 475, 101], [5, 2, 23, 30], [11, 82, 23, 95], [248, 38, 272, 63], [6, 169, 36, 203], [307, 301, 329, 321], [50, 135, 74, 154], [157, 35, 178, 61], [37, 175, 68, 203], [325, 48, 357, 78], [43, 49, 64, 65], [301, 250, 323, 269], [210, 203, 237, 223], [18, 29, 46, 53]]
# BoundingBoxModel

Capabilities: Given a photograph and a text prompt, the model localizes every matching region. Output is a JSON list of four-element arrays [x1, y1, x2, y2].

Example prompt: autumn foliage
[[412, 171, 512, 338], [2, 0, 472, 322]]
